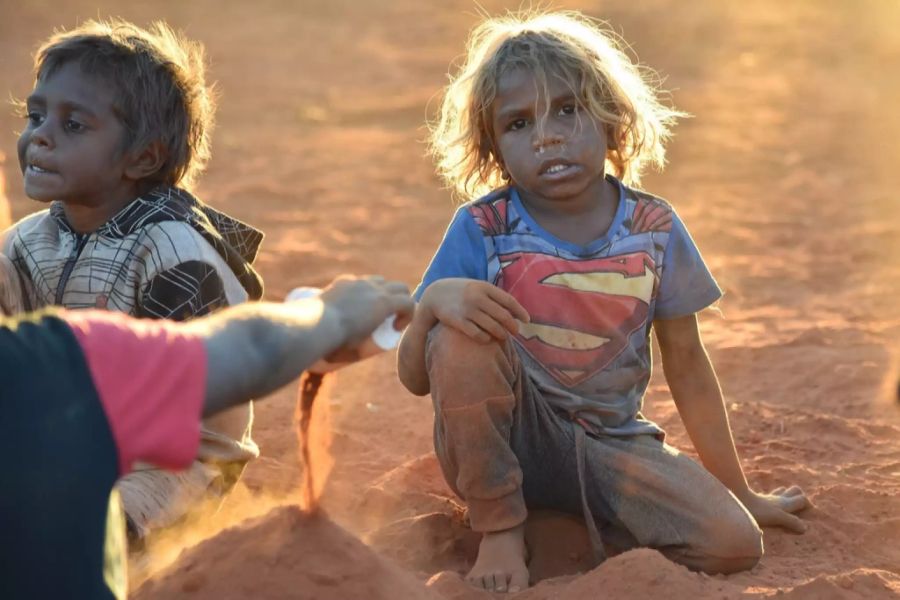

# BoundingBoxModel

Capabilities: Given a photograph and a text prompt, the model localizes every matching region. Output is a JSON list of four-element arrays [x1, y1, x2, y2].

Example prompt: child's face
[[17, 62, 136, 208], [490, 67, 609, 207]]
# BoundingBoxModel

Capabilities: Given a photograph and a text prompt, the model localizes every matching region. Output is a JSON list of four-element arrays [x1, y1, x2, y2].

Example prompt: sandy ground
[[2, 0, 900, 598]]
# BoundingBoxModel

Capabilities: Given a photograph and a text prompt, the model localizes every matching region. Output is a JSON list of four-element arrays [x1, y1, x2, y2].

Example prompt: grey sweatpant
[[426, 324, 763, 571]]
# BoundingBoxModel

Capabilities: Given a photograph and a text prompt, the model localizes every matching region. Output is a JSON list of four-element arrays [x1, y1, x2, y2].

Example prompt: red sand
[[132, 506, 439, 600], [2, 1, 899, 599]]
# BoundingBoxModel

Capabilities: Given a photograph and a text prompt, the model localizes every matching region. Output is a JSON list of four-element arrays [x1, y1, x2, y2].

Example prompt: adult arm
[[67, 275, 413, 473], [195, 276, 414, 416]]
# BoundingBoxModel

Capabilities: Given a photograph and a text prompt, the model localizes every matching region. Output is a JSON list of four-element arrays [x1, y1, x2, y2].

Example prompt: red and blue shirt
[[0, 309, 206, 598], [416, 177, 722, 437]]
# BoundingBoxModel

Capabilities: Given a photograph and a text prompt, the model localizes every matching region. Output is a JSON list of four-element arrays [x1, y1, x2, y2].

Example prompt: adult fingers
[[382, 280, 412, 295], [384, 294, 415, 324]]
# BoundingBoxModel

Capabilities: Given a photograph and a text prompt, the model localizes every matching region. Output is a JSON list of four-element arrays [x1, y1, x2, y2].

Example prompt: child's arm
[[397, 278, 529, 396], [655, 313, 810, 533]]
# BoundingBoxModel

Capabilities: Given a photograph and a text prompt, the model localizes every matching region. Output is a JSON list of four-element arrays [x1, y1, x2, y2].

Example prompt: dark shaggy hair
[[33, 19, 215, 189]]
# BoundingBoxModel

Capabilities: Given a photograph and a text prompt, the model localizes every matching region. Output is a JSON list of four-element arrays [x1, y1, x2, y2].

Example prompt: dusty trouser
[[118, 410, 258, 544], [426, 324, 764, 574]]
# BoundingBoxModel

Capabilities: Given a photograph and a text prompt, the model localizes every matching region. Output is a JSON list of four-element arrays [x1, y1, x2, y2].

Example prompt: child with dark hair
[[398, 10, 809, 593], [3, 19, 263, 543]]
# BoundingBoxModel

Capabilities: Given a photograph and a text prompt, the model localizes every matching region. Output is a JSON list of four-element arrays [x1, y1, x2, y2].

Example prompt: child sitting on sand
[[398, 10, 810, 593], [3, 19, 263, 545]]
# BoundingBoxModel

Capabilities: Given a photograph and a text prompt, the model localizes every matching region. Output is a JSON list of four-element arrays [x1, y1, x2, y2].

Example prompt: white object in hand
[[285, 286, 402, 373]]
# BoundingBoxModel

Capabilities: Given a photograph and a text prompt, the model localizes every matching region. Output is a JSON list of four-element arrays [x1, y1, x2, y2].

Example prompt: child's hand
[[740, 485, 810, 533], [421, 278, 530, 343]]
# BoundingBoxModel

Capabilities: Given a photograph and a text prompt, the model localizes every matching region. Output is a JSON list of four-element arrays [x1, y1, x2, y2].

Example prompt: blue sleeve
[[654, 211, 722, 319], [414, 207, 488, 301]]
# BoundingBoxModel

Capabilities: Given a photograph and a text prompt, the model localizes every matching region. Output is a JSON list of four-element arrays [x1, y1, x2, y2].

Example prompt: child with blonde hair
[[4, 19, 262, 545], [398, 11, 809, 592]]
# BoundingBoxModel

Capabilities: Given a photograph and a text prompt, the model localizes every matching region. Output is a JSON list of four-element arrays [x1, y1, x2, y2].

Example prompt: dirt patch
[[132, 506, 439, 600]]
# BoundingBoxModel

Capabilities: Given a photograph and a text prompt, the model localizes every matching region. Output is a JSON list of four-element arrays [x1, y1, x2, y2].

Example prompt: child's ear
[[124, 141, 167, 181], [605, 124, 619, 151], [488, 148, 509, 181]]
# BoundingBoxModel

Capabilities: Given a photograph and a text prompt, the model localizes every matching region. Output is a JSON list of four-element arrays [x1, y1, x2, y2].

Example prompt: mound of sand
[[133, 506, 438, 600], [778, 570, 900, 599]]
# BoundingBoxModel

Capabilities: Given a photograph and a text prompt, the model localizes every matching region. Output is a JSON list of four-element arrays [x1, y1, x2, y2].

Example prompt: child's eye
[[507, 118, 528, 131], [64, 119, 85, 133], [559, 104, 577, 116], [25, 112, 44, 127]]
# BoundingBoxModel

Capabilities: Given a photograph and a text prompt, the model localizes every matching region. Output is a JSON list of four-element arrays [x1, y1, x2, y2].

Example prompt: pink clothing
[[64, 309, 207, 475]]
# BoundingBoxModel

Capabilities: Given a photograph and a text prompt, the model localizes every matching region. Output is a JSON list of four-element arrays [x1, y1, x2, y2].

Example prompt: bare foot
[[466, 524, 529, 593]]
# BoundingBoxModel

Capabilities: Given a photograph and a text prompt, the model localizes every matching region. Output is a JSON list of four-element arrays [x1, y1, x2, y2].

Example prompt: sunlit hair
[[33, 19, 215, 189], [430, 10, 685, 200]]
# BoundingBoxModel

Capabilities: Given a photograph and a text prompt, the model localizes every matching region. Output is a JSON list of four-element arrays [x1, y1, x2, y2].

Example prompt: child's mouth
[[539, 161, 578, 178]]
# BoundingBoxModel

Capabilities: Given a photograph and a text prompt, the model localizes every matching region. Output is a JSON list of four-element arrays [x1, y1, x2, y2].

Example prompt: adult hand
[[319, 275, 414, 349]]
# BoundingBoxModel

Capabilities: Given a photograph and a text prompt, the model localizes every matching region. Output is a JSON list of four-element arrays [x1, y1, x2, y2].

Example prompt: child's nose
[[532, 128, 565, 154], [29, 122, 54, 149]]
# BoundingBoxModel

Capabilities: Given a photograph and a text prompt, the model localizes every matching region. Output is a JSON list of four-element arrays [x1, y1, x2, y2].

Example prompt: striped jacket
[[3, 186, 264, 464]]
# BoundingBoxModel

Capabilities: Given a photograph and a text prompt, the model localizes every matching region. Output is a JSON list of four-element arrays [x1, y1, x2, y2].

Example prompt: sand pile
[[776, 570, 900, 599], [132, 506, 439, 600]]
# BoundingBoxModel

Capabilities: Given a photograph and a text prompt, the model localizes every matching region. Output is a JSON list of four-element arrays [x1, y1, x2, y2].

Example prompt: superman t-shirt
[[415, 177, 722, 437]]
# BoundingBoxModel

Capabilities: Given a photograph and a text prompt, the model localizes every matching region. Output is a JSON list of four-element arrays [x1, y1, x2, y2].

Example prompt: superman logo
[[497, 251, 657, 386]]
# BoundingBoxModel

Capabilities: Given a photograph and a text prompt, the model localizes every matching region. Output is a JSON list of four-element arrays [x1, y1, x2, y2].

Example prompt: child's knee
[[702, 512, 764, 571], [426, 323, 505, 372], [426, 324, 520, 414]]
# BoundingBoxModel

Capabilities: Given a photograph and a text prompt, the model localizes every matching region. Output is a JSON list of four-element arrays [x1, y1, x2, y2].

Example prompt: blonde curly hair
[[430, 10, 685, 200]]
